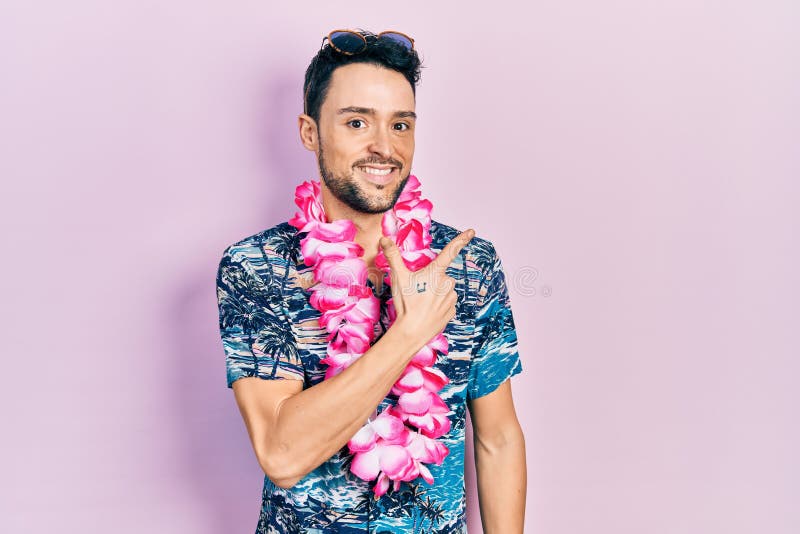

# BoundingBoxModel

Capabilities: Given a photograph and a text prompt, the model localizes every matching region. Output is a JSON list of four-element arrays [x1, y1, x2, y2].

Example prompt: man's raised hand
[[379, 228, 475, 345]]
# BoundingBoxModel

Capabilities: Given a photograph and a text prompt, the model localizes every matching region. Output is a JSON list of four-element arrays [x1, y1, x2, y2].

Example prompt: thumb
[[380, 236, 406, 275]]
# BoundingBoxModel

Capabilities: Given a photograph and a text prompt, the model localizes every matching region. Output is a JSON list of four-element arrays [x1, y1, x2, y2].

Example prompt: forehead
[[321, 63, 415, 114]]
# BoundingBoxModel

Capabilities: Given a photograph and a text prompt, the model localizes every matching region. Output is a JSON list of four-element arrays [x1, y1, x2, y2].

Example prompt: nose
[[367, 125, 392, 160]]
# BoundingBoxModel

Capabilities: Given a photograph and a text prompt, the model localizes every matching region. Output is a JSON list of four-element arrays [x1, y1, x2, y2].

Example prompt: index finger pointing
[[433, 228, 475, 271]]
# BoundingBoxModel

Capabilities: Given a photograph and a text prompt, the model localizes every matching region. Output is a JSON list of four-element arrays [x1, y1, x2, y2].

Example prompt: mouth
[[355, 165, 398, 185]]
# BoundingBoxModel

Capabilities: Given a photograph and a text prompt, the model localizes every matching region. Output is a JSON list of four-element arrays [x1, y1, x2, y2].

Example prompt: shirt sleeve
[[216, 245, 304, 388], [467, 243, 523, 400]]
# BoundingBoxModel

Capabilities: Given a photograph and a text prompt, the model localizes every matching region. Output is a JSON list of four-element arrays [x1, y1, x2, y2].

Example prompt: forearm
[[266, 322, 421, 485], [474, 423, 527, 533]]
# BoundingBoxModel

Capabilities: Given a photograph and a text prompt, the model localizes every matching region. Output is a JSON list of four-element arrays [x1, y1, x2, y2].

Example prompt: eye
[[394, 122, 410, 131], [347, 119, 365, 129]]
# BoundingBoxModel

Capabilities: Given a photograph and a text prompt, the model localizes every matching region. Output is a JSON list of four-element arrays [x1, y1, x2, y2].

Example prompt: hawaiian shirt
[[216, 219, 523, 533]]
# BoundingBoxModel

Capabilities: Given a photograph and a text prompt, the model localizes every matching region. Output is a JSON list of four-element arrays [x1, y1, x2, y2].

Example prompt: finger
[[380, 237, 408, 316], [380, 236, 408, 277], [433, 228, 475, 271]]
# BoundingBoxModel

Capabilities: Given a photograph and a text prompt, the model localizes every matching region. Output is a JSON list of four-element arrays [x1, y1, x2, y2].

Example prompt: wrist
[[384, 318, 424, 361]]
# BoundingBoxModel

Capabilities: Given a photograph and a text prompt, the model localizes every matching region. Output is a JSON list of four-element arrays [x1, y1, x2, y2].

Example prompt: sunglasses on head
[[303, 29, 415, 115], [326, 29, 415, 55]]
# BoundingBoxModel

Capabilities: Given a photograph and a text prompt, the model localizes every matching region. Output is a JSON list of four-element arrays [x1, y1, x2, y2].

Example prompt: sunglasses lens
[[379, 32, 413, 50], [330, 31, 366, 54]]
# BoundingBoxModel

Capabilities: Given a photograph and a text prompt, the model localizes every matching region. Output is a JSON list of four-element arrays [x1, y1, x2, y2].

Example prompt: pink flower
[[290, 175, 453, 489], [352, 443, 419, 496], [320, 294, 379, 330], [407, 333, 448, 367], [309, 284, 350, 311], [396, 198, 433, 229], [400, 249, 437, 271], [320, 341, 360, 378], [311, 220, 357, 241], [374, 428, 450, 491], [401, 395, 452, 438], [396, 219, 426, 250], [288, 180, 326, 231], [381, 208, 400, 237], [348, 407, 408, 452], [396, 174, 422, 204], [397, 388, 442, 415], [386, 297, 397, 324], [349, 407, 424, 493], [374, 247, 436, 272], [314, 257, 368, 288], [301, 235, 363, 266], [342, 294, 380, 324], [428, 332, 449, 354], [392, 365, 449, 394], [407, 430, 449, 465], [328, 322, 373, 354]]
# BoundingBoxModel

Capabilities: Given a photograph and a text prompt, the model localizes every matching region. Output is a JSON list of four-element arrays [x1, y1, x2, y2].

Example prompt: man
[[216, 29, 526, 533]]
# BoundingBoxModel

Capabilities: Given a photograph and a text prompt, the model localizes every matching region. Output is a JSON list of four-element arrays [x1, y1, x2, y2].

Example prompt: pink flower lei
[[288, 174, 451, 497]]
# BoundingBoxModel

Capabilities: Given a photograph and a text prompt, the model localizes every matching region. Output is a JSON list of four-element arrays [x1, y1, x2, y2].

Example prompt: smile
[[356, 165, 397, 186], [357, 166, 394, 176]]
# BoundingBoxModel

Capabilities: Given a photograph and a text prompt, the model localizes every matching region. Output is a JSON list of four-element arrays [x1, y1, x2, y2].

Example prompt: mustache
[[352, 158, 402, 169]]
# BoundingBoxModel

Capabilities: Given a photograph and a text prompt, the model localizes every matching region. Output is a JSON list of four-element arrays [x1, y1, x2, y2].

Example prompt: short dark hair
[[302, 30, 423, 125]]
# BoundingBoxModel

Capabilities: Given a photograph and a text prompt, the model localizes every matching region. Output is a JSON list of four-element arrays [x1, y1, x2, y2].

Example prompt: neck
[[320, 185, 388, 279]]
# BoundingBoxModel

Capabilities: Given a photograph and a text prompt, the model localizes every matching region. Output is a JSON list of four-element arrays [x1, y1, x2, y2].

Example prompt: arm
[[229, 229, 475, 488], [468, 378, 527, 533], [233, 322, 419, 488]]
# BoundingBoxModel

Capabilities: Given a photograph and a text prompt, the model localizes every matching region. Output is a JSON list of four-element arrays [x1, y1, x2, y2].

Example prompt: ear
[[298, 113, 319, 152]]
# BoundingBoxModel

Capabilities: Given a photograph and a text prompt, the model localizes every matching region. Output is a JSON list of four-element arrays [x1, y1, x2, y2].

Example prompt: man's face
[[315, 62, 416, 214]]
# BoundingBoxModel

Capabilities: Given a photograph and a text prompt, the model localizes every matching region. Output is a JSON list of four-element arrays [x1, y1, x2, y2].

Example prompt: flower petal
[[395, 367, 424, 392], [348, 423, 377, 453], [350, 446, 381, 480], [374, 472, 390, 497], [371, 409, 407, 441], [398, 389, 433, 415], [418, 462, 434, 484], [379, 444, 413, 479]]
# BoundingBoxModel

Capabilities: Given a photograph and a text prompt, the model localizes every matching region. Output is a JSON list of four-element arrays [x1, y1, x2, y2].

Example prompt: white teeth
[[359, 166, 392, 176]]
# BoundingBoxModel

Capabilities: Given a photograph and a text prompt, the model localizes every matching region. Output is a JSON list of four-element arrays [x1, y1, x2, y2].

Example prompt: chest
[[285, 262, 479, 392]]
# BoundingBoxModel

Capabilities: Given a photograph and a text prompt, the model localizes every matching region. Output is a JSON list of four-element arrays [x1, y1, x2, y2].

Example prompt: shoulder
[[221, 221, 298, 260], [217, 221, 298, 283], [430, 219, 500, 278]]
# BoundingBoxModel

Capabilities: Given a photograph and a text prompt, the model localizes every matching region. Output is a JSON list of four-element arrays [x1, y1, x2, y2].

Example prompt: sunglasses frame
[[326, 29, 415, 55]]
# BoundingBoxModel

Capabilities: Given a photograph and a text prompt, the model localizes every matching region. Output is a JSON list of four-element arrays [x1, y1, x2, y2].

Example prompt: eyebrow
[[336, 106, 417, 119]]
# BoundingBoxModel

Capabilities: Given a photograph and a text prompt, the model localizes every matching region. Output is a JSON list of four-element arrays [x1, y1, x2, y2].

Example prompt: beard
[[318, 142, 409, 214]]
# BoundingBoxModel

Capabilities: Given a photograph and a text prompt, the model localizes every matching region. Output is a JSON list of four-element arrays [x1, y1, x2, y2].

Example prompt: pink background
[[3, 0, 798, 532]]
